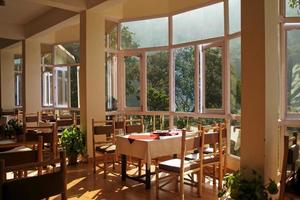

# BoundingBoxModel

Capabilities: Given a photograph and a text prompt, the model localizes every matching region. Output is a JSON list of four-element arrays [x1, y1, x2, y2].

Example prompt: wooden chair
[[280, 134, 300, 200], [125, 118, 144, 134], [56, 118, 74, 133], [0, 151, 67, 200], [155, 129, 201, 199], [92, 119, 116, 179], [25, 112, 40, 128], [0, 136, 43, 177], [25, 124, 58, 159]]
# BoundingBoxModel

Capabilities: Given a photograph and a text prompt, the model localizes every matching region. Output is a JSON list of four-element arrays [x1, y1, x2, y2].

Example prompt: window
[[105, 20, 118, 50], [105, 53, 118, 111], [230, 37, 241, 114], [204, 46, 223, 110], [147, 51, 169, 111], [285, 0, 300, 17], [230, 120, 241, 156], [287, 29, 300, 113], [229, 0, 241, 34], [41, 43, 80, 108], [172, 2, 224, 44], [70, 66, 80, 108], [125, 55, 141, 108], [121, 17, 168, 49], [55, 67, 69, 107], [42, 67, 53, 106], [54, 42, 80, 65], [174, 47, 195, 112], [14, 56, 22, 107]]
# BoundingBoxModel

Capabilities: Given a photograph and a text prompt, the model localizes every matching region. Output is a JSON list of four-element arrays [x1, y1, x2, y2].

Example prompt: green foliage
[[289, 0, 300, 9], [205, 47, 222, 109], [175, 47, 195, 112], [60, 125, 86, 157], [218, 170, 278, 200], [6, 119, 23, 134]]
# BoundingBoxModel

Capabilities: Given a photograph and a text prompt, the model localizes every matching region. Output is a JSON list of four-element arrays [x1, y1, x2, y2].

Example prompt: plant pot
[[68, 154, 78, 165]]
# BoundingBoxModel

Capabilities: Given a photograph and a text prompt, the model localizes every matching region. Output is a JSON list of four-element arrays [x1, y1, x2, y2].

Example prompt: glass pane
[[41, 44, 53, 65], [14, 56, 22, 71], [70, 66, 79, 108], [15, 74, 22, 106], [147, 51, 169, 111], [286, 0, 300, 17], [55, 67, 69, 107], [42, 68, 53, 106], [173, 2, 224, 44], [175, 47, 195, 112], [125, 56, 141, 107], [230, 37, 241, 114], [105, 53, 118, 111], [121, 17, 168, 49], [287, 29, 300, 113], [229, 0, 241, 34], [205, 46, 223, 109], [105, 20, 118, 49], [54, 42, 80, 64], [230, 120, 241, 157]]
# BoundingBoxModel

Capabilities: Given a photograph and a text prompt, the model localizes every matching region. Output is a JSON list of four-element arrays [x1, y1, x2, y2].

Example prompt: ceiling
[[0, 0, 52, 25], [0, 0, 109, 49]]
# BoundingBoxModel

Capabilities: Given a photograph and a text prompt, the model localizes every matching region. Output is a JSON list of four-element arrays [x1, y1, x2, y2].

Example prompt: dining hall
[[0, 0, 299, 199]]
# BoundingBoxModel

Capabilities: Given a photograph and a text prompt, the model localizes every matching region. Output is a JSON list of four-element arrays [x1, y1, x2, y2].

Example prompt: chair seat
[[96, 143, 116, 153], [185, 153, 220, 164], [158, 158, 199, 173]]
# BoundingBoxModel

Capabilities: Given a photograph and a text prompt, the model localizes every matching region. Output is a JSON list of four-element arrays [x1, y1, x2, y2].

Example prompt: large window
[[105, 53, 118, 111], [228, 0, 241, 34], [125, 55, 141, 108], [230, 37, 241, 114], [147, 51, 169, 111], [121, 17, 168, 49], [14, 56, 22, 107], [287, 29, 300, 113], [172, 2, 224, 44], [204, 45, 223, 110], [41, 43, 80, 108], [174, 47, 195, 112]]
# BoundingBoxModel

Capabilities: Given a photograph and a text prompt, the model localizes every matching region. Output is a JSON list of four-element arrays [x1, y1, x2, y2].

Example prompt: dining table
[[116, 130, 198, 189]]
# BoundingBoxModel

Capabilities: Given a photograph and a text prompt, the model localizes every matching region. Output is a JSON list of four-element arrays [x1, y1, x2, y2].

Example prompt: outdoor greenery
[[218, 170, 278, 200], [289, 0, 300, 9]]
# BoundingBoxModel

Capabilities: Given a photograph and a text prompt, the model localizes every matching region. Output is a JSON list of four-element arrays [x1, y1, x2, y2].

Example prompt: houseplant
[[5, 119, 23, 138], [60, 125, 86, 165], [218, 170, 278, 200]]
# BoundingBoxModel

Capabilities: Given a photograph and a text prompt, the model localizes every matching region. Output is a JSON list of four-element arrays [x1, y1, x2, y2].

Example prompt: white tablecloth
[[116, 132, 198, 168]]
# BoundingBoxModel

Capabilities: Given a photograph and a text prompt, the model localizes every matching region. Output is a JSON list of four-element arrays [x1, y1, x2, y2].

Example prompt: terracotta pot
[[68, 155, 78, 165]]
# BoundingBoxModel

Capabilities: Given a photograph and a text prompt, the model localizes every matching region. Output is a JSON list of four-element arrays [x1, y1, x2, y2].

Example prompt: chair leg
[[218, 162, 223, 189], [180, 174, 184, 200], [104, 154, 107, 179], [213, 164, 216, 185], [93, 157, 96, 174], [112, 156, 116, 170], [138, 160, 142, 176], [155, 167, 159, 199], [200, 166, 203, 196], [197, 170, 201, 197]]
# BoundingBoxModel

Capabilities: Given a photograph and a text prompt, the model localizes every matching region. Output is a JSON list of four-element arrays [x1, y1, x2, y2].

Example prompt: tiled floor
[[50, 162, 219, 200]]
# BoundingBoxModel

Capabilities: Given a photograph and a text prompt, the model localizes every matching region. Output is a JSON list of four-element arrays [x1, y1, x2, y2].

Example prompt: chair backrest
[[0, 136, 43, 169], [125, 118, 144, 134], [56, 118, 73, 128], [199, 126, 222, 162], [92, 119, 115, 145], [25, 124, 58, 158], [0, 151, 67, 200]]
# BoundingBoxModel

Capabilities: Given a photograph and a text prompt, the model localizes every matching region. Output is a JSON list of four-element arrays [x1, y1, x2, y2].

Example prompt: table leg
[[145, 163, 151, 189], [121, 154, 127, 182]]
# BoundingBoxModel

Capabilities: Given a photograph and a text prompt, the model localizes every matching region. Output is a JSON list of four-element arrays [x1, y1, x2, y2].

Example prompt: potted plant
[[60, 125, 86, 165], [218, 170, 278, 200], [5, 119, 23, 139]]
